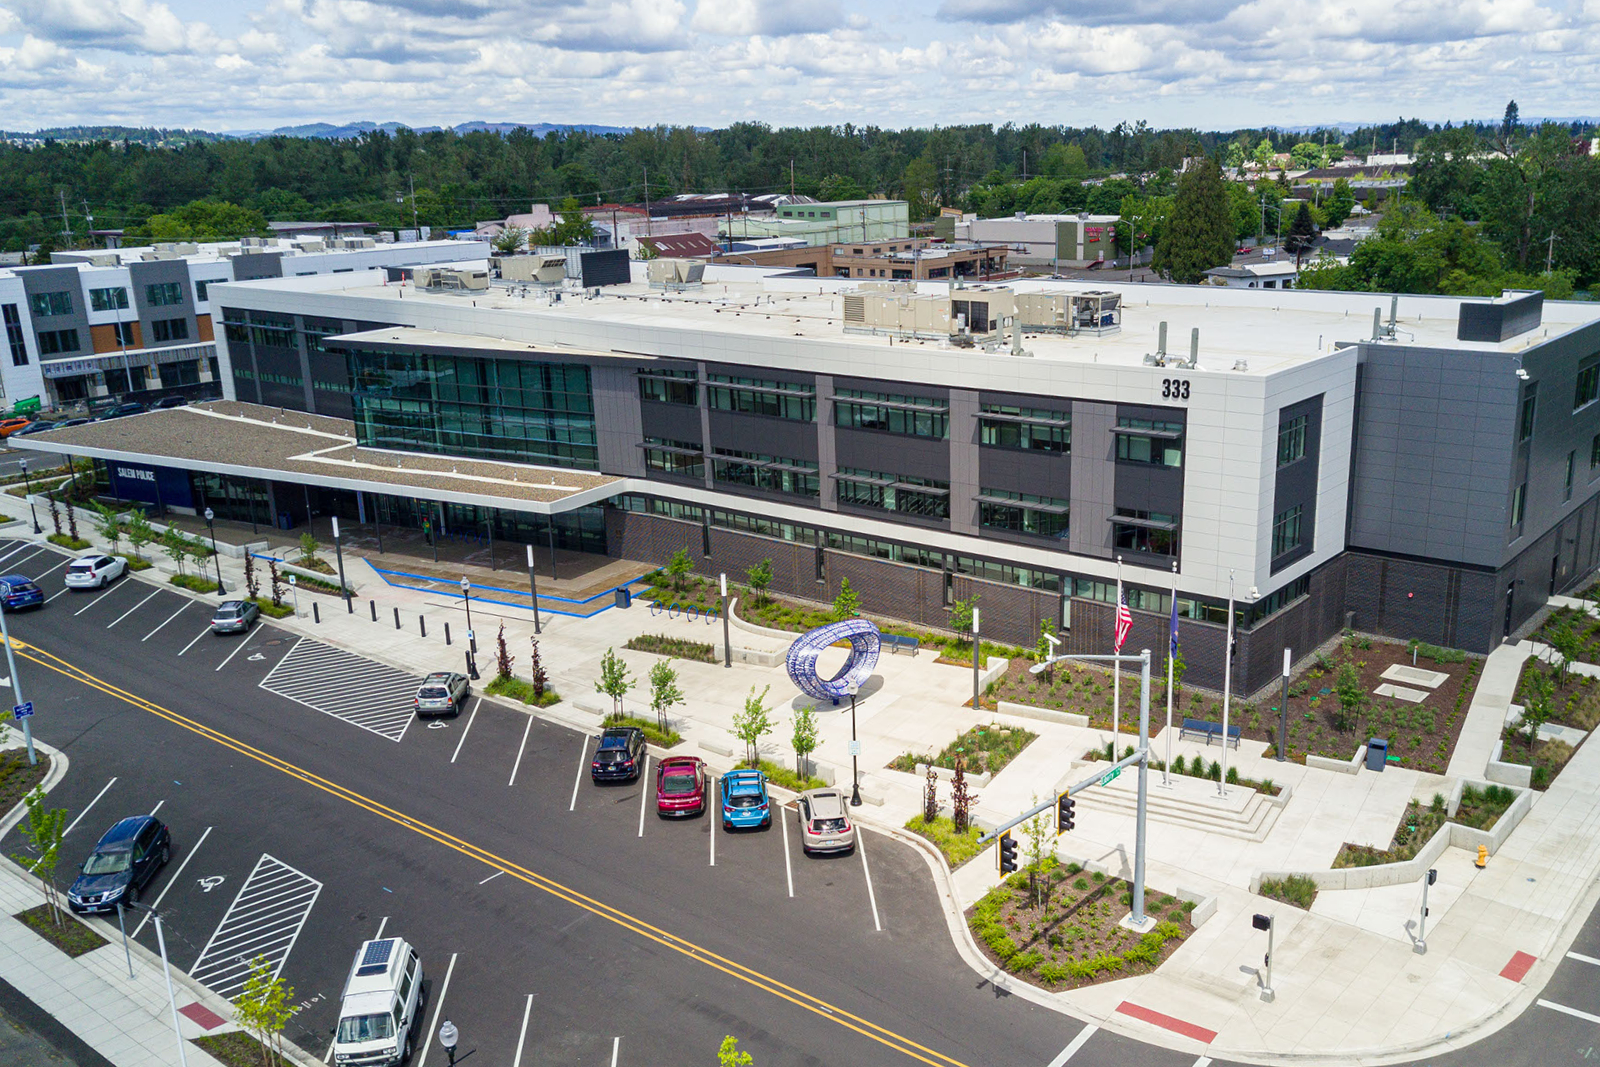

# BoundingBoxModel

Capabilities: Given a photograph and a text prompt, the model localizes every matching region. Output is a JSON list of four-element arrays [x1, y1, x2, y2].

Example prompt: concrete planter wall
[[996, 701, 1091, 728], [1305, 745, 1366, 775], [1486, 739, 1534, 789]]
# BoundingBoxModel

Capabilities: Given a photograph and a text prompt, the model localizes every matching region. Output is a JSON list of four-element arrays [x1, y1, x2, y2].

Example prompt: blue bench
[[881, 634, 921, 657], [1179, 717, 1241, 747]]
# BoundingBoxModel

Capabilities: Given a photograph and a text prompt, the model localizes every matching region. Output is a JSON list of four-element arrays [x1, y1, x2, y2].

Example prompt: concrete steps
[[1062, 764, 1285, 842]]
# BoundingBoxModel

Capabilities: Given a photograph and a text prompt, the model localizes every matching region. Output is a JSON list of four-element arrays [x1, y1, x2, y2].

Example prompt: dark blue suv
[[67, 816, 171, 914], [0, 575, 43, 610], [591, 727, 645, 782]]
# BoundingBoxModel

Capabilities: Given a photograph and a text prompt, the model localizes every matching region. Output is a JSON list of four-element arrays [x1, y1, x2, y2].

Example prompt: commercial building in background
[[963, 213, 1121, 269], [0, 236, 486, 410], [723, 201, 910, 247], [15, 269, 1600, 696], [712, 238, 1010, 281]]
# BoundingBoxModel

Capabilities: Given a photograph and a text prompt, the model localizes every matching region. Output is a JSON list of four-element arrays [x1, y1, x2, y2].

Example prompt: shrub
[[1009, 950, 1043, 974], [1259, 874, 1318, 909]]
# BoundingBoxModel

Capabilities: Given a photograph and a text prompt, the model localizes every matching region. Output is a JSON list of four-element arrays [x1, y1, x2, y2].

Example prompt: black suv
[[67, 816, 171, 914], [591, 727, 646, 782]]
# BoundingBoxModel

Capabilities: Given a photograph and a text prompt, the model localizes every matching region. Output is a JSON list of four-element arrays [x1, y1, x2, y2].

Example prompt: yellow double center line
[[17, 640, 972, 1067]]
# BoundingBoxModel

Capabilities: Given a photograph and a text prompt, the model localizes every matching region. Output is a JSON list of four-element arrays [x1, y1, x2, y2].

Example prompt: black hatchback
[[67, 816, 171, 914], [591, 727, 645, 782]]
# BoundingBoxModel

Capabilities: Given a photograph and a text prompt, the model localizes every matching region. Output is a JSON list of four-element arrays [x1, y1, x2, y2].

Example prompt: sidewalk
[[5, 491, 1600, 1065]]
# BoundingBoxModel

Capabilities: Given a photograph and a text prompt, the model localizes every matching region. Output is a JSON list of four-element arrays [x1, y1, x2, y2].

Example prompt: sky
[[0, 0, 1596, 133]]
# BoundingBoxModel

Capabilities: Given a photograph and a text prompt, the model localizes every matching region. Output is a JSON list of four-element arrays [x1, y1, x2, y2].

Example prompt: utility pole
[[58, 189, 72, 248], [409, 174, 418, 232], [643, 165, 652, 237], [1546, 231, 1559, 274], [789, 159, 795, 198]]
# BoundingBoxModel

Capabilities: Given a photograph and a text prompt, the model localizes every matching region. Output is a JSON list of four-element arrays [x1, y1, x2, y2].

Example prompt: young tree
[[12, 789, 66, 923], [494, 623, 515, 681], [948, 595, 977, 634], [1332, 661, 1368, 732], [529, 638, 551, 699], [790, 704, 819, 780], [596, 647, 634, 718], [717, 1036, 754, 1067], [244, 552, 260, 600], [267, 557, 285, 608], [46, 492, 61, 538], [1546, 617, 1583, 687], [1036, 618, 1057, 675], [831, 578, 860, 621], [298, 532, 322, 569], [1152, 156, 1235, 283], [124, 508, 155, 561], [185, 536, 213, 584], [950, 755, 977, 834], [745, 557, 773, 607], [235, 954, 295, 1067], [648, 659, 683, 733], [665, 547, 693, 592], [1284, 201, 1319, 266], [90, 502, 124, 553], [63, 494, 79, 542], [162, 527, 189, 576], [923, 764, 939, 823], [1021, 803, 1054, 909], [1520, 664, 1556, 745], [732, 685, 773, 767], [492, 226, 527, 256]]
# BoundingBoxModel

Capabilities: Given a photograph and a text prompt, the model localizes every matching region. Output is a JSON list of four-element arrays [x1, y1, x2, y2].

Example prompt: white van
[[331, 937, 424, 1066]]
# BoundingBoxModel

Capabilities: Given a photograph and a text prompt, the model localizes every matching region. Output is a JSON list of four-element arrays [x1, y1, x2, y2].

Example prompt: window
[[1577, 361, 1600, 411], [642, 437, 703, 478], [711, 449, 819, 496], [1271, 504, 1304, 557], [1519, 385, 1537, 442], [978, 488, 1069, 540], [835, 467, 950, 519], [1566, 451, 1576, 501], [1511, 483, 1527, 529], [1591, 433, 1600, 471], [638, 369, 697, 406], [834, 388, 948, 438], [194, 279, 226, 302], [1112, 508, 1179, 556], [1277, 414, 1307, 467], [979, 404, 1070, 452], [27, 291, 72, 317], [145, 281, 184, 306], [706, 375, 815, 421], [2, 305, 26, 366], [150, 318, 189, 343], [1115, 417, 1183, 467], [89, 287, 129, 311], [36, 329, 80, 355], [111, 321, 136, 346]]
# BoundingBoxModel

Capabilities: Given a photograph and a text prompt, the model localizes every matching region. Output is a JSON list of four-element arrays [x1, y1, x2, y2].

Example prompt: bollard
[[370, 600, 378, 622], [419, 616, 426, 638], [394, 606, 401, 630], [313, 602, 320, 624], [444, 621, 451, 646], [1476, 844, 1488, 869]]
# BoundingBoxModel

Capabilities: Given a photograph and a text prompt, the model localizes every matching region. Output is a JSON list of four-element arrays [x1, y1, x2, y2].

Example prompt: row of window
[[2, 306, 27, 367], [706, 375, 816, 421], [38, 328, 79, 355], [834, 388, 949, 439], [836, 467, 951, 519]]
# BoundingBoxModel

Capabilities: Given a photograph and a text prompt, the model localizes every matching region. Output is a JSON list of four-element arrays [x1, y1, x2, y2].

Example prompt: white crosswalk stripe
[[189, 854, 322, 1001], [258, 637, 420, 741]]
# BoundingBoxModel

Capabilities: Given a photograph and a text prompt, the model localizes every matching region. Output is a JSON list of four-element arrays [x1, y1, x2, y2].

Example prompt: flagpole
[[1112, 556, 1123, 752], [1165, 560, 1177, 786], [1220, 569, 1235, 798]]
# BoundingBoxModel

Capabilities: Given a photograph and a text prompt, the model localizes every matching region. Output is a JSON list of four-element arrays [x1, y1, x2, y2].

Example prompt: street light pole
[[19, 460, 39, 534], [1220, 571, 1235, 797], [971, 607, 981, 710], [0, 600, 35, 766], [847, 680, 862, 807], [525, 543, 541, 634], [439, 1020, 459, 1066], [1279, 647, 1291, 762], [124, 906, 189, 1067], [203, 507, 223, 596], [332, 516, 351, 612], [720, 573, 730, 668], [461, 577, 474, 642]]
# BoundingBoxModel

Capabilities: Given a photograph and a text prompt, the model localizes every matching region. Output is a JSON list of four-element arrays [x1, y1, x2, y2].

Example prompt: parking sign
[[12, 702, 32, 720]]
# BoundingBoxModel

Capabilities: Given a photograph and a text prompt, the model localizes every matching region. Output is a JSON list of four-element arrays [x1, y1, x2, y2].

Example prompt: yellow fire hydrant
[[1476, 844, 1488, 869]]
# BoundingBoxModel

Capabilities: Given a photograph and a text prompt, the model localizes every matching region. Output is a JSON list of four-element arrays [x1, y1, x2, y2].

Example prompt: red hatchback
[[656, 756, 707, 817]]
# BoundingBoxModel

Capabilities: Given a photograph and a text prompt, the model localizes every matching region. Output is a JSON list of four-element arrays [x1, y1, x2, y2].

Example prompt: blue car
[[0, 575, 43, 610], [720, 769, 771, 831]]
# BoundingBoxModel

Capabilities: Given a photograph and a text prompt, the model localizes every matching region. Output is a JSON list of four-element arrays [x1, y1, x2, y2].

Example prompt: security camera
[[1249, 586, 1260, 601], [1516, 368, 1530, 380]]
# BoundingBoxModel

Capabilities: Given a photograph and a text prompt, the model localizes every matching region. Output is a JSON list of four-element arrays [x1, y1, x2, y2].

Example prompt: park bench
[[881, 634, 921, 657], [1179, 717, 1241, 747]]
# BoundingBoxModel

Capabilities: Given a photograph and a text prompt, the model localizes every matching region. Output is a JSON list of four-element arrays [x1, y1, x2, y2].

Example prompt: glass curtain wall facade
[[347, 349, 598, 469]]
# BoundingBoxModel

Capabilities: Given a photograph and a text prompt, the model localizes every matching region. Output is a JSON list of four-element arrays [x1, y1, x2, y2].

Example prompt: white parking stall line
[[178, 624, 212, 657], [189, 854, 322, 1000], [0, 543, 36, 568], [258, 638, 419, 742], [33, 557, 71, 581], [569, 736, 589, 811], [142, 601, 191, 642], [780, 805, 794, 898], [132, 826, 212, 939], [415, 952, 457, 1067], [214, 637, 252, 672], [61, 777, 117, 839], [637, 755, 650, 837], [107, 589, 161, 629], [73, 582, 124, 617], [148, 800, 164, 816], [1539, 999, 1600, 1024], [513, 995, 534, 1067], [1567, 951, 1600, 967], [450, 699, 481, 764], [44, 587, 71, 604], [7, 547, 49, 572], [1046, 1024, 1099, 1066], [709, 779, 717, 867], [1191, 1057, 1212, 1067], [509, 714, 535, 787], [858, 830, 882, 932], [611, 1037, 620, 1067]]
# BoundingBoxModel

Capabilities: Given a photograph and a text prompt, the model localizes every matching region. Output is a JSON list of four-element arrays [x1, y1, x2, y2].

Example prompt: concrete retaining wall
[[996, 701, 1091, 728], [1305, 745, 1366, 775], [1486, 740, 1534, 789]]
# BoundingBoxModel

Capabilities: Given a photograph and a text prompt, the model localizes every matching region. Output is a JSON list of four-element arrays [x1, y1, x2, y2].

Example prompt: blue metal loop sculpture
[[786, 618, 881, 704]]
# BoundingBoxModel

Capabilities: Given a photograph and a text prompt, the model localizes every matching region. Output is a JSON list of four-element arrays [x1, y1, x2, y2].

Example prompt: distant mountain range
[[217, 120, 642, 140]]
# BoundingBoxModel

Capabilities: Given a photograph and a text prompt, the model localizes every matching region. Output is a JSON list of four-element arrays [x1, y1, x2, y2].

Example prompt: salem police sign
[[115, 466, 156, 483], [105, 462, 193, 509]]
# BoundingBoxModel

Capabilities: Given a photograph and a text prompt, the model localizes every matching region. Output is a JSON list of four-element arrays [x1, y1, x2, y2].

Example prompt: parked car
[[796, 787, 856, 855], [8, 420, 53, 437], [152, 395, 189, 409], [210, 599, 260, 634], [720, 769, 771, 831], [0, 417, 31, 438], [98, 402, 146, 420], [56, 418, 92, 428], [66, 815, 171, 914], [64, 554, 126, 590], [331, 937, 425, 1067], [591, 726, 645, 782], [0, 575, 43, 610], [656, 756, 707, 817], [414, 671, 470, 717]]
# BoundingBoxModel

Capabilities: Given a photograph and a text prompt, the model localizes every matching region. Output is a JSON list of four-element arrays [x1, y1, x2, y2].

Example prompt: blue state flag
[[1168, 596, 1180, 657]]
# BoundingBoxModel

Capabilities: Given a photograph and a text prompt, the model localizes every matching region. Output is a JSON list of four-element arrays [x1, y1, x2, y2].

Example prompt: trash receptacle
[[614, 587, 632, 609], [1365, 737, 1388, 771]]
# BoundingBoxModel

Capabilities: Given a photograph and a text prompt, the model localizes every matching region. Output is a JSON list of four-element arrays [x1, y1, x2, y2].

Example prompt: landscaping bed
[[1532, 604, 1600, 665], [1333, 785, 1515, 868], [1259, 874, 1318, 910], [14, 905, 106, 957], [602, 713, 682, 749], [114, 553, 153, 571], [624, 633, 717, 663], [170, 574, 220, 594], [485, 675, 562, 709], [45, 534, 90, 550], [0, 750, 50, 815], [194, 1032, 272, 1067], [749, 758, 825, 792], [249, 597, 295, 619], [889, 723, 1038, 777], [1508, 651, 1598, 788], [968, 863, 1195, 990], [904, 814, 985, 868]]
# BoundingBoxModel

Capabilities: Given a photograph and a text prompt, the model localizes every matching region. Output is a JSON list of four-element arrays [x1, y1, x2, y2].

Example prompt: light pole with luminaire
[[461, 576, 474, 638], [847, 679, 862, 807], [720, 572, 730, 668], [525, 543, 541, 634], [332, 515, 351, 612], [203, 507, 224, 595], [126, 902, 188, 1067], [1219, 574, 1258, 796], [438, 1019, 459, 1066], [1252, 912, 1275, 1001], [19, 459, 38, 534]]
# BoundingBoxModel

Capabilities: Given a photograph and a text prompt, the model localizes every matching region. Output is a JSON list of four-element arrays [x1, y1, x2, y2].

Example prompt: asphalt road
[[1, 535, 1598, 1067]]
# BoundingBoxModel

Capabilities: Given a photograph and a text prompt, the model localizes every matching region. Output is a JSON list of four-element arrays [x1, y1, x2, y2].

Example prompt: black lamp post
[[847, 680, 862, 807], [438, 1020, 459, 1066], [19, 459, 39, 534], [203, 507, 224, 595], [333, 515, 351, 612], [461, 576, 474, 642]]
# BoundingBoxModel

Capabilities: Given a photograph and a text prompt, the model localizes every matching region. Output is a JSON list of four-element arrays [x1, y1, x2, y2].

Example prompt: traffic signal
[[1056, 793, 1076, 834], [998, 831, 1019, 875]]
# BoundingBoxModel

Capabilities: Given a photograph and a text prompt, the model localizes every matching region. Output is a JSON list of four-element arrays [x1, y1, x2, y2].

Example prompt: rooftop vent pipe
[[1189, 327, 1200, 368]]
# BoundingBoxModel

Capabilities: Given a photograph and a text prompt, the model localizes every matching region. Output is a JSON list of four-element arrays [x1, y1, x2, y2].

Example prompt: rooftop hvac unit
[[500, 254, 567, 284], [645, 257, 705, 290], [346, 237, 376, 249], [417, 267, 489, 292], [240, 237, 265, 249], [154, 242, 177, 252], [295, 239, 325, 253]]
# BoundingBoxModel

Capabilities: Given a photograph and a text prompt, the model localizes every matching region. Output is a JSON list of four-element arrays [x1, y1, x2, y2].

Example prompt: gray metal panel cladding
[[1271, 394, 1322, 574], [17, 266, 91, 357], [816, 374, 837, 511], [129, 257, 199, 350], [949, 388, 979, 535], [592, 363, 645, 477], [1069, 400, 1115, 559]]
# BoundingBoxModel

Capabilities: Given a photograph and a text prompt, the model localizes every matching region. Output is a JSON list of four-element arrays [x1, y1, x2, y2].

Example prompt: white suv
[[332, 937, 424, 1066], [64, 554, 126, 590]]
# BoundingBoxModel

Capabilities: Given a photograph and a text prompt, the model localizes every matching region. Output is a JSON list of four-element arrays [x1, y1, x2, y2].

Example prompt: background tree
[[1284, 202, 1318, 265], [1153, 157, 1235, 283], [596, 648, 634, 718], [733, 685, 773, 767], [494, 623, 515, 681], [816, 173, 867, 201], [12, 789, 65, 923], [648, 659, 683, 733], [790, 704, 818, 779], [718, 1036, 754, 1067], [831, 578, 860, 621], [124, 200, 270, 242], [1322, 178, 1357, 228], [492, 226, 527, 256], [235, 955, 294, 1067], [902, 157, 940, 220], [745, 558, 773, 607]]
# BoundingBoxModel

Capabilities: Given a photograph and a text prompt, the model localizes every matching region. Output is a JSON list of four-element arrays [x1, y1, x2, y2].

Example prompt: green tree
[[298, 532, 322, 569], [816, 173, 867, 202], [1252, 139, 1276, 168], [1547, 618, 1584, 687], [596, 647, 634, 718], [124, 508, 155, 561], [745, 558, 773, 607], [1152, 157, 1235, 283], [1042, 142, 1088, 178], [664, 547, 694, 592], [831, 578, 860, 621], [1021, 801, 1054, 909], [492, 226, 527, 256], [733, 685, 773, 767], [791, 704, 819, 779], [162, 527, 189, 576], [1036, 618, 1057, 666], [90, 501, 124, 553], [1332, 662, 1368, 732], [902, 157, 940, 220], [12, 789, 66, 923], [1520, 664, 1556, 743], [1290, 142, 1325, 170], [1284, 202, 1318, 265], [648, 658, 683, 734], [235, 955, 295, 1067], [126, 200, 270, 242], [1322, 178, 1357, 228], [948, 595, 977, 634], [718, 1036, 754, 1067]]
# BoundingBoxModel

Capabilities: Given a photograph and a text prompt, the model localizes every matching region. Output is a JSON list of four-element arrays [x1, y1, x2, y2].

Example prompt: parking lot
[[0, 536, 1136, 1067]]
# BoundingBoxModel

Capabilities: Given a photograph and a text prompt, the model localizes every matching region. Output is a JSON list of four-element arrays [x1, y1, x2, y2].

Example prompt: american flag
[[1113, 593, 1132, 652]]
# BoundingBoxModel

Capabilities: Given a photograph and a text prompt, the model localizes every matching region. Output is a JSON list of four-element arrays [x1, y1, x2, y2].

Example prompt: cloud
[[4, 0, 219, 54], [690, 0, 841, 36], [937, 0, 1240, 25]]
